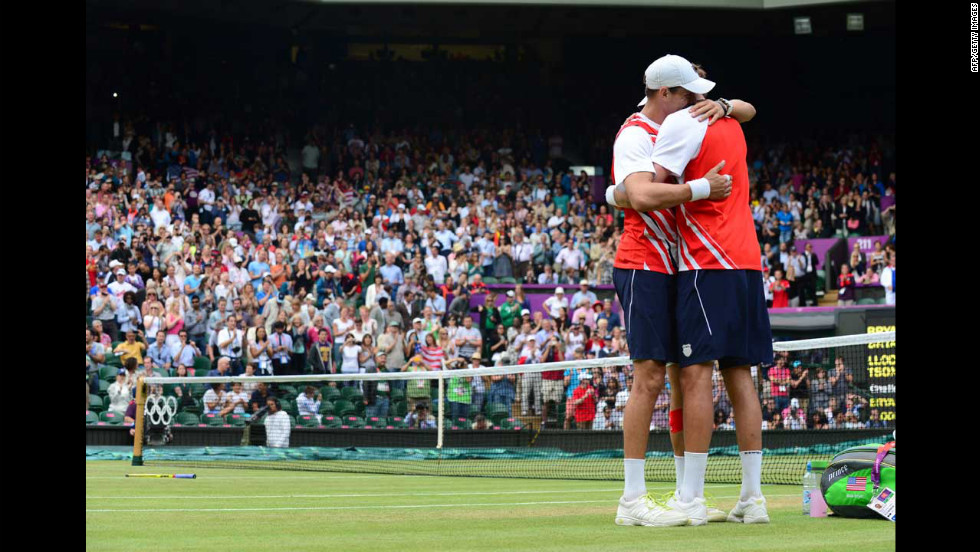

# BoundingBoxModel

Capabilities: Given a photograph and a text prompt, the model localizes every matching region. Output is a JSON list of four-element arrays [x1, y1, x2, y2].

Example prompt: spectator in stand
[[446, 357, 472, 421], [569, 373, 597, 430], [223, 381, 250, 417], [202, 383, 226, 415], [769, 269, 790, 308], [880, 253, 895, 305], [92, 282, 119, 340], [768, 355, 791, 413], [264, 397, 291, 448], [107, 369, 132, 415], [837, 264, 856, 306], [86, 328, 106, 391], [543, 287, 568, 320], [471, 413, 491, 430], [595, 298, 621, 329], [116, 291, 142, 335], [402, 355, 430, 412], [296, 385, 323, 423], [405, 402, 436, 429], [171, 364, 196, 410], [788, 361, 809, 412], [809, 367, 832, 413], [454, 315, 482, 361], [146, 330, 173, 372], [114, 329, 147, 366], [269, 321, 292, 376]]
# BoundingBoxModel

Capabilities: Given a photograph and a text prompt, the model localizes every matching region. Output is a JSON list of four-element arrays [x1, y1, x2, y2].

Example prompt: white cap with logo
[[637, 54, 716, 107]]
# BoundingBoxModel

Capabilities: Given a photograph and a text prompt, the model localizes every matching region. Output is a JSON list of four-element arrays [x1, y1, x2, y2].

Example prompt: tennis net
[[123, 331, 895, 484]]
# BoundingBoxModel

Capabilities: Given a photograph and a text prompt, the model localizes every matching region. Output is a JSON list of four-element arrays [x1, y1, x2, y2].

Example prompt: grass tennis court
[[86, 461, 894, 551]]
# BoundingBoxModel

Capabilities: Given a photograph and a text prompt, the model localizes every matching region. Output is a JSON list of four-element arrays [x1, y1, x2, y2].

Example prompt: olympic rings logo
[[145, 396, 178, 426]]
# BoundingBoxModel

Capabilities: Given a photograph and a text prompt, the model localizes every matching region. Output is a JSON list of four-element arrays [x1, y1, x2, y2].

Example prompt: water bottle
[[809, 461, 829, 517], [802, 461, 815, 515]]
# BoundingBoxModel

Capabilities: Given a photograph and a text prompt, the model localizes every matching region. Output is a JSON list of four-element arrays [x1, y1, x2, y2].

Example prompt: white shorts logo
[[682, 344, 692, 357]]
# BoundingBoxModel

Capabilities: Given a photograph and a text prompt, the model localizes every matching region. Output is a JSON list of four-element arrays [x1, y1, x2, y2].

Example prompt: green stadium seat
[[319, 401, 336, 415], [86, 410, 100, 425], [279, 399, 298, 417], [104, 353, 122, 367], [88, 395, 104, 413], [365, 416, 384, 427], [390, 389, 405, 402], [174, 412, 200, 426], [345, 389, 365, 404], [500, 418, 523, 430], [100, 365, 120, 381], [180, 397, 202, 414], [340, 386, 361, 400], [226, 413, 247, 427], [499, 277, 516, 284], [875, 297, 886, 305], [321, 415, 342, 428], [99, 411, 124, 425], [468, 411, 481, 422], [393, 401, 408, 417], [483, 277, 499, 284], [342, 416, 365, 429], [858, 298, 877, 305], [193, 356, 212, 375], [202, 413, 226, 426], [455, 417, 468, 425], [297, 415, 320, 428], [333, 399, 357, 417], [321, 386, 341, 401], [279, 385, 299, 397], [287, 414, 296, 426], [487, 403, 511, 425]]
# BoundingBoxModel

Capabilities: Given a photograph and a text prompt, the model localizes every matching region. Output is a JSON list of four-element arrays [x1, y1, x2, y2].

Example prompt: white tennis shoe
[[615, 493, 689, 527], [672, 490, 727, 522], [727, 496, 771, 524], [665, 494, 708, 526]]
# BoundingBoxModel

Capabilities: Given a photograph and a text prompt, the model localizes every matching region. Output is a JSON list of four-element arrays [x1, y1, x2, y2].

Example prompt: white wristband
[[688, 178, 710, 201], [605, 185, 620, 207]]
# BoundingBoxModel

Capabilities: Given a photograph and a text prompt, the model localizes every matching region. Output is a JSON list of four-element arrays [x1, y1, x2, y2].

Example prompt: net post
[[132, 376, 147, 466], [437, 371, 444, 449]]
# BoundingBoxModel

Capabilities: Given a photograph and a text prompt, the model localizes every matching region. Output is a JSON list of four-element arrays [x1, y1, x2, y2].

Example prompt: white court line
[[86, 484, 742, 500], [86, 493, 796, 513], [86, 475, 385, 480]]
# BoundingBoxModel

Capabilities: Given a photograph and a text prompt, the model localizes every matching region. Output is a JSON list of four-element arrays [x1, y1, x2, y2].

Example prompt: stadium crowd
[[86, 120, 895, 432]]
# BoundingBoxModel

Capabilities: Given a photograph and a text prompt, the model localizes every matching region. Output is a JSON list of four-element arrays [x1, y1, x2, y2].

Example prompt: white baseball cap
[[637, 54, 715, 107]]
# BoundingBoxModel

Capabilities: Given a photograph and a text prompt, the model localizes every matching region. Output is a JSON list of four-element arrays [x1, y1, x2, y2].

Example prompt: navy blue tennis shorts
[[613, 267, 677, 364], [675, 269, 774, 369]]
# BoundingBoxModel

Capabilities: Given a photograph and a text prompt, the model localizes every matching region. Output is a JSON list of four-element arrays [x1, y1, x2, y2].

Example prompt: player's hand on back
[[702, 160, 732, 200], [689, 99, 725, 125]]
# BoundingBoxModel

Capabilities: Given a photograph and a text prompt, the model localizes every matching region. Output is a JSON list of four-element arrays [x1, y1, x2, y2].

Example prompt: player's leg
[[613, 267, 687, 527], [616, 358, 687, 526], [725, 271, 773, 524], [722, 365, 769, 523], [666, 363, 685, 493]]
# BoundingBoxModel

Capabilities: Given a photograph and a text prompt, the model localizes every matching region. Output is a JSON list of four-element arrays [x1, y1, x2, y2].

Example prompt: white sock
[[673, 455, 685, 494], [623, 458, 647, 501], [681, 452, 708, 503], [739, 450, 763, 501]]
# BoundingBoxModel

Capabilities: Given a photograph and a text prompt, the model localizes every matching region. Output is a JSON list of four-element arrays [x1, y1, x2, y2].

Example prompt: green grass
[[86, 461, 895, 552]]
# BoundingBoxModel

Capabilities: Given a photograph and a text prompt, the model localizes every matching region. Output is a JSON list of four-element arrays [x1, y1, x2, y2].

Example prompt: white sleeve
[[651, 111, 708, 182], [612, 127, 655, 186]]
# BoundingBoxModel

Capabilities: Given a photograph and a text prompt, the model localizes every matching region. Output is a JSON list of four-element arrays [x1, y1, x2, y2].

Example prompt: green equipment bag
[[820, 442, 895, 518]]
